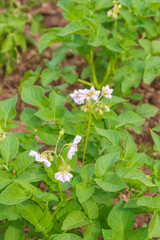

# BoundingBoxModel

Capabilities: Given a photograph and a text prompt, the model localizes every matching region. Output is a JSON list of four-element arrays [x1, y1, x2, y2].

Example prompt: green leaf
[[0, 172, 12, 190], [105, 38, 122, 53], [95, 0, 112, 10], [0, 132, 19, 166], [153, 123, 160, 132], [0, 182, 31, 205], [14, 151, 35, 175], [56, 200, 82, 222], [62, 72, 77, 84], [102, 96, 126, 107], [49, 90, 65, 119], [95, 173, 127, 192], [62, 210, 89, 231], [17, 201, 42, 226], [95, 128, 121, 146], [149, 211, 160, 238], [127, 227, 148, 240], [108, 201, 134, 236], [151, 130, 160, 154], [0, 204, 19, 221], [76, 182, 94, 203], [59, 20, 89, 36], [4, 220, 24, 240], [50, 234, 82, 240], [36, 208, 53, 234], [0, 95, 17, 123], [95, 152, 120, 178], [1, 35, 14, 53], [81, 163, 95, 183], [19, 66, 41, 91], [129, 94, 143, 100], [151, 40, 160, 54], [17, 167, 46, 182], [116, 111, 145, 127], [36, 124, 59, 145], [41, 68, 60, 87], [117, 168, 156, 187], [139, 39, 151, 53], [136, 104, 158, 118], [143, 57, 160, 84], [103, 229, 123, 240], [13, 32, 26, 50], [150, 0, 160, 9], [84, 221, 101, 240], [38, 32, 61, 53], [21, 86, 49, 108], [137, 195, 160, 210], [20, 107, 41, 129], [35, 108, 55, 121], [82, 199, 99, 219]]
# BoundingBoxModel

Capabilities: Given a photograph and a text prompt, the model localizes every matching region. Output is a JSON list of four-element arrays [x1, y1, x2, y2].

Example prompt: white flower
[[67, 135, 82, 160], [102, 85, 113, 99], [86, 86, 100, 101], [70, 89, 86, 105], [73, 135, 82, 144], [55, 171, 73, 182], [29, 150, 51, 167]]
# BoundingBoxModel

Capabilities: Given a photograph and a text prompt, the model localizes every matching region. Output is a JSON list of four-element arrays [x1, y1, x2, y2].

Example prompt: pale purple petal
[[70, 89, 86, 105], [29, 150, 43, 162], [64, 172, 73, 181], [67, 146, 76, 160], [86, 86, 100, 101], [55, 172, 63, 181], [73, 135, 82, 144], [55, 171, 73, 182], [102, 85, 113, 98], [29, 150, 51, 167], [44, 159, 51, 168]]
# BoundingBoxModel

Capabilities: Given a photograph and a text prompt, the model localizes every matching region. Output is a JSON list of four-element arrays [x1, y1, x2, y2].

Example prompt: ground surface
[[0, 1, 160, 238]]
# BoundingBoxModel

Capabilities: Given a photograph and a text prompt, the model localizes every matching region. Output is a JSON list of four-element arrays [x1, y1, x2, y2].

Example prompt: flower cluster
[[29, 150, 51, 167], [67, 135, 82, 160], [70, 86, 100, 105], [29, 134, 82, 183], [107, 0, 121, 19], [55, 170, 73, 182], [70, 85, 113, 105]]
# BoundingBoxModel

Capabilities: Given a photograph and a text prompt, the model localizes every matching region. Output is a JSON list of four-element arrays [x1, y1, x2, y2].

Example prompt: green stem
[[88, 50, 99, 89], [56, 155, 63, 202], [58, 180, 63, 202], [114, 17, 117, 30], [100, 60, 113, 88], [77, 78, 93, 87], [82, 105, 93, 166]]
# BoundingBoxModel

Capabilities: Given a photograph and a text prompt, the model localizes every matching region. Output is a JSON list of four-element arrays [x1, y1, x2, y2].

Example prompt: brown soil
[[0, 1, 160, 238]]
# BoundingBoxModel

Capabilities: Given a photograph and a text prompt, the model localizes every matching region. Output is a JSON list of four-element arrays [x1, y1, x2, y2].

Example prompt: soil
[[0, 1, 160, 238]]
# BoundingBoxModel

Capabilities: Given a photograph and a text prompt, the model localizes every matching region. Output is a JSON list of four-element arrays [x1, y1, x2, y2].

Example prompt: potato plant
[[39, 0, 160, 95], [0, 0, 160, 239], [0, 82, 159, 239]]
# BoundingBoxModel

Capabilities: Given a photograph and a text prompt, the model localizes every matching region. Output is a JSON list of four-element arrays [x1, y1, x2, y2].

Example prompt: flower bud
[[59, 129, 64, 137], [99, 109, 103, 115]]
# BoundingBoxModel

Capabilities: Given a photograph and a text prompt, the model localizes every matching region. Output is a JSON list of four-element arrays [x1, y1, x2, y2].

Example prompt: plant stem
[[82, 105, 93, 166], [77, 78, 93, 87], [114, 17, 117, 30], [100, 60, 112, 88], [88, 50, 99, 89], [58, 180, 63, 202]]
